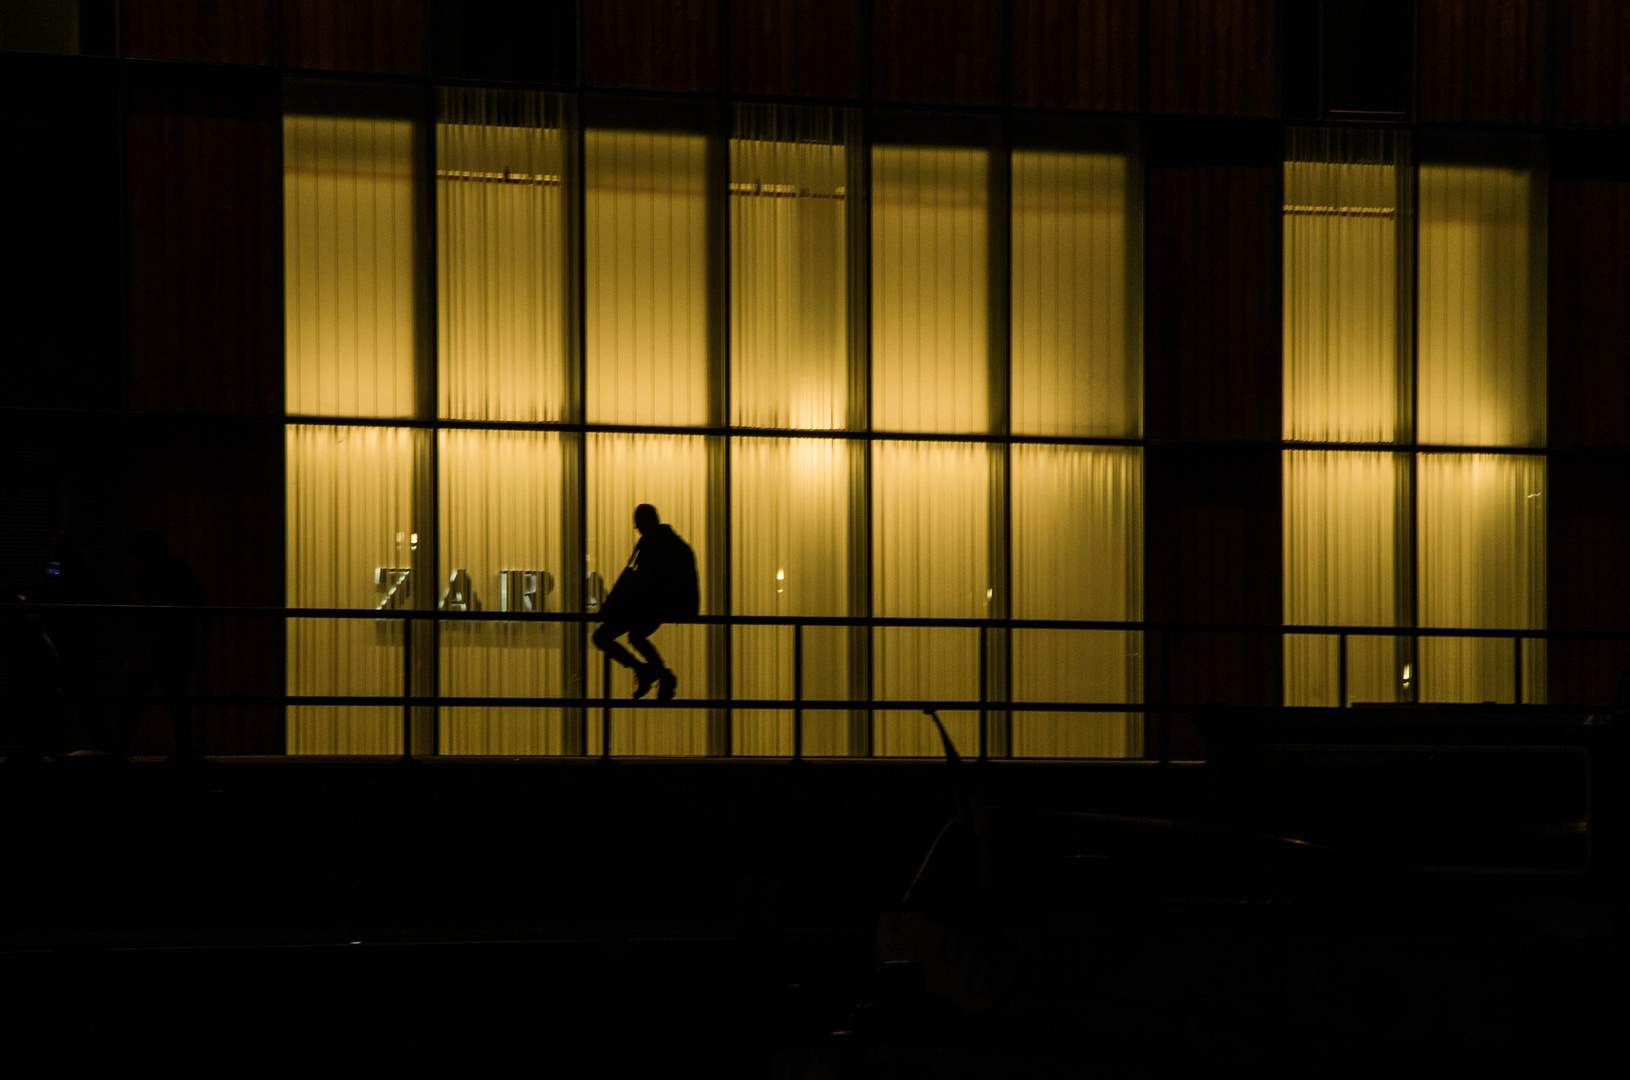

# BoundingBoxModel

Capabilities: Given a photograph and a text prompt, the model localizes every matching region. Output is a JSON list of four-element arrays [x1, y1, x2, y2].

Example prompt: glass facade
[[1282, 128, 1547, 707], [283, 90, 1145, 758]]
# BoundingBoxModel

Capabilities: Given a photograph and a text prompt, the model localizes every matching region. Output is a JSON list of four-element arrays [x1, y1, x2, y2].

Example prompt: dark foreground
[[0, 754, 1621, 1074]]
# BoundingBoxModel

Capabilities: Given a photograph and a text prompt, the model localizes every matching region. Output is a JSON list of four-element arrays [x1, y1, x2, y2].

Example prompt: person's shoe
[[632, 663, 658, 700], [656, 667, 677, 701]]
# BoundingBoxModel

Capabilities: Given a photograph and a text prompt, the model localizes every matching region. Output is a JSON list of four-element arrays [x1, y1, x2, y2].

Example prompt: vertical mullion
[[416, 84, 440, 755], [989, 109, 1013, 760], [708, 103, 732, 756], [848, 107, 874, 758], [564, 91, 589, 753], [1402, 130, 1420, 703]]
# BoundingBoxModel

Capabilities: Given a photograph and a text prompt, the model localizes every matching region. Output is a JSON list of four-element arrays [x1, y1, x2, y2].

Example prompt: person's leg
[[624, 620, 665, 671], [592, 616, 641, 669], [626, 620, 678, 700]]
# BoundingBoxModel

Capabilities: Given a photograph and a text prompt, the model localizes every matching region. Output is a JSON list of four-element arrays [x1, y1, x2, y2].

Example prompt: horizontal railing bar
[[13, 601, 1627, 639], [10, 693, 1606, 718]]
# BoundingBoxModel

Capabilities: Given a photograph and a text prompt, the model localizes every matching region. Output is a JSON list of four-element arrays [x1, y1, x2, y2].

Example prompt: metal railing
[[10, 601, 1627, 760]]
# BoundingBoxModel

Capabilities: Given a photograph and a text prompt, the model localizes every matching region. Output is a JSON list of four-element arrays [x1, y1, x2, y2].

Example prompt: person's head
[[633, 504, 660, 535]]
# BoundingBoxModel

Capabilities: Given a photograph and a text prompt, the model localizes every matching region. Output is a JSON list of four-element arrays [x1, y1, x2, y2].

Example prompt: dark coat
[[606, 524, 699, 621]]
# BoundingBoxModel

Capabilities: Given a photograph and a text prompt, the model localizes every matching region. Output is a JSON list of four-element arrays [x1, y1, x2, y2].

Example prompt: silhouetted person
[[123, 531, 207, 760], [592, 504, 699, 701]]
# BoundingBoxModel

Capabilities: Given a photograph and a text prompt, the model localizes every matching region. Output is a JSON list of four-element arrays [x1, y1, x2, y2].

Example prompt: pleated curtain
[[437, 88, 567, 423], [437, 429, 568, 753], [730, 105, 849, 430], [1283, 130, 1545, 706], [585, 128, 710, 427], [284, 114, 417, 419], [871, 145, 990, 434], [285, 425, 421, 754]]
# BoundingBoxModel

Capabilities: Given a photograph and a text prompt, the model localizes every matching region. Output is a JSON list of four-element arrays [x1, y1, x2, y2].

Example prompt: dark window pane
[[1323, 0, 1413, 116]]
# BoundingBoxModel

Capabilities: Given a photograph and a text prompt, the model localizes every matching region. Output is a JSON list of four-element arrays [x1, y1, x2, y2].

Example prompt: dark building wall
[[869, 0, 1004, 106], [1011, 0, 1141, 113], [729, 0, 865, 99], [1553, 0, 1630, 129], [123, 0, 279, 66], [1148, 0, 1279, 117], [1417, 0, 1549, 125], [125, 67, 282, 416], [583, 0, 721, 92], [1142, 118, 1283, 750], [1549, 133, 1630, 706], [281, 0, 431, 75]]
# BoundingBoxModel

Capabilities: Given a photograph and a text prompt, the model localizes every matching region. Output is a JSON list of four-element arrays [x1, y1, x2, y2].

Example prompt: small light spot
[[776, 569, 785, 581]]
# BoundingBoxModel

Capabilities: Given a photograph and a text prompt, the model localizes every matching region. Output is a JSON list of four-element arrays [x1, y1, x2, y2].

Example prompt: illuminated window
[[1283, 129, 1546, 706], [730, 106, 851, 430], [282, 93, 1145, 758], [438, 88, 568, 423]]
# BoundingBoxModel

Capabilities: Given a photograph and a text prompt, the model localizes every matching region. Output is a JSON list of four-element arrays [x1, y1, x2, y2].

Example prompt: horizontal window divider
[[1282, 440, 1548, 455], [286, 415, 1148, 448]]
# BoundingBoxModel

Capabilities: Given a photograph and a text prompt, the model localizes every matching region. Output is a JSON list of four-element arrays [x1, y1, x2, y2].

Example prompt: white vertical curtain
[[731, 437, 852, 755], [871, 145, 989, 434], [1418, 454, 1546, 703], [284, 115, 417, 418], [871, 441, 989, 756], [1010, 149, 1139, 438], [1010, 446, 1143, 757], [1418, 162, 1546, 448], [437, 88, 567, 422], [730, 105, 849, 430], [437, 429, 567, 753], [586, 433, 712, 753], [286, 425, 420, 754], [585, 129, 710, 426], [1283, 134, 1399, 443], [1283, 451, 1405, 705]]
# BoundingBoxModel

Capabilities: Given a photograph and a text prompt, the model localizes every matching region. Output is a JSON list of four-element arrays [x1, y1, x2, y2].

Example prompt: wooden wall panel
[[1144, 444, 1282, 755], [1011, 0, 1141, 112], [126, 70, 282, 416], [126, 415, 284, 754], [1547, 450, 1630, 706], [1551, 175, 1630, 448], [122, 0, 277, 65], [1148, 0, 1278, 117], [1, 56, 123, 412], [583, 0, 720, 92], [871, 0, 1003, 106], [1554, 0, 1630, 128], [1418, 0, 1548, 125], [729, 0, 865, 99], [1144, 125, 1281, 442], [282, 0, 430, 75]]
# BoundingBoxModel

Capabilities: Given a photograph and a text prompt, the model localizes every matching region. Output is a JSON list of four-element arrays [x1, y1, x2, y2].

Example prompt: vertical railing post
[[402, 616, 414, 760], [792, 622, 804, 762], [601, 648, 612, 761], [978, 625, 988, 762], [1513, 634, 1524, 705], [1337, 633, 1348, 709]]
